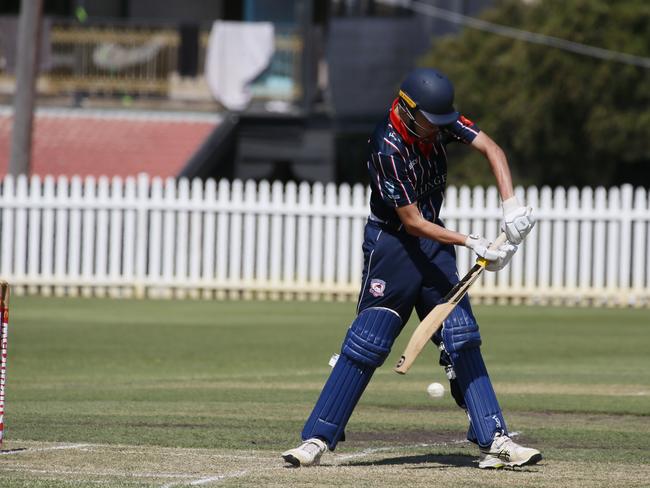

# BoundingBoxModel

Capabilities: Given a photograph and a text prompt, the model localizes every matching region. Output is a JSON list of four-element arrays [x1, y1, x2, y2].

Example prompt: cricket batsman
[[282, 68, 541, 469]]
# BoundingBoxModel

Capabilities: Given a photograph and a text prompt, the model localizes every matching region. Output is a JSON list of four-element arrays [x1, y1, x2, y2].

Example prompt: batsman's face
[[414, 110, 438, 141]]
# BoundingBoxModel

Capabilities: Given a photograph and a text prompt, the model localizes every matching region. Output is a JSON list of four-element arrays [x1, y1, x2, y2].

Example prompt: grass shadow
[[346, 453, 544, 472], [345, 452, 476, 468], [0, 448, 28, 455]]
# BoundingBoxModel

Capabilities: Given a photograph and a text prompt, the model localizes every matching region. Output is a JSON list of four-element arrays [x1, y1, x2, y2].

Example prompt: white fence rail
[[0, 175, 648, 305]]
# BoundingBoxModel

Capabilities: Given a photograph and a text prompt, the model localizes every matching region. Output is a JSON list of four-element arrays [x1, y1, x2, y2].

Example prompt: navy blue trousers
[[357, 220, 462, 322]]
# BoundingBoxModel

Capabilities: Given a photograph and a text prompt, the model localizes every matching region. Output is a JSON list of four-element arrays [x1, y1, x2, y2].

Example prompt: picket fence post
[[0, 176, 648, 306]]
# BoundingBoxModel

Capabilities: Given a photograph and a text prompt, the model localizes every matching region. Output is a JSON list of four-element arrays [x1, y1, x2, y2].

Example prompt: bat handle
[[476, 232, 508, 267], [489, 232, 508, 250]]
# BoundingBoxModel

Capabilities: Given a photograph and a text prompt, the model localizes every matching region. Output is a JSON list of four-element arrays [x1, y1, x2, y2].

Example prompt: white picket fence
[[0, 174, 648, 306]]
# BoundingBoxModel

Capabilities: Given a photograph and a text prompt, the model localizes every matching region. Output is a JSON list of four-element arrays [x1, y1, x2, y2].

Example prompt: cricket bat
[[394, 233, 507, 374]]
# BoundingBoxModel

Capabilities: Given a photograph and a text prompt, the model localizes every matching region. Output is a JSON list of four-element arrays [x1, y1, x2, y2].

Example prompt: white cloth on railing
[[93, 36, 166, 71], [205, 20, 275, 111]]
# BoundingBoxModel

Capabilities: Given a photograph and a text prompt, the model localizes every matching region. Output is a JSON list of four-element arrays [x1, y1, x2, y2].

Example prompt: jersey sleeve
[[442, 114, 481, 145], [370, 152, 417, 208]]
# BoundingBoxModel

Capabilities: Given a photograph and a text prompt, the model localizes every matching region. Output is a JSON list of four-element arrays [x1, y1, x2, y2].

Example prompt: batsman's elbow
[[402, 220, 425, 237], [395, 203, 427, 237]]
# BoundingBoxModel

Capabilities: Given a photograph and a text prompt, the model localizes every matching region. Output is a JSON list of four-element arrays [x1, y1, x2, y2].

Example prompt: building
[[0, 0, 492, 182]]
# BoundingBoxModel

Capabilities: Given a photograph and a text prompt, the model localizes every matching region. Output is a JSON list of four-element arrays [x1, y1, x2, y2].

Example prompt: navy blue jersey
[[367, 99, 480, 229]]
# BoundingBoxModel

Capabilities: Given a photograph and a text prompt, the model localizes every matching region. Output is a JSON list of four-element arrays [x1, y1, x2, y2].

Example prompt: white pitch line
[[189, 471, 250, 486], [335, 446, 403, 462], [0, 471, 112, 486], [104, 447, 276, 460], [3, 465, 256, 484], [335, 440, 468, 462], [0, 443, 91, 455], [161, 469, 250, 488], [1, 467, 189, 479]]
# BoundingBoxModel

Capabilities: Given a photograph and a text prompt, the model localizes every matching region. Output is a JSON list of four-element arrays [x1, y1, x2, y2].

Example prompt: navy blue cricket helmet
[[398, 68, 459, 126]]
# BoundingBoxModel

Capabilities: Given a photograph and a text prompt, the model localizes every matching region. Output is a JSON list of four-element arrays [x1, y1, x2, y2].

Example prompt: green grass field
[[1, 297, 649, 487]]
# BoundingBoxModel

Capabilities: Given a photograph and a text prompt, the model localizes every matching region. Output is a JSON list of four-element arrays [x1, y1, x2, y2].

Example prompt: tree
[[420, 0, 650, 187]]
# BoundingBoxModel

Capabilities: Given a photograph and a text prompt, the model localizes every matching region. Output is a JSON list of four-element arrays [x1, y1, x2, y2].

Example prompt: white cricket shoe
[[478, 433, 542, 469], [282, 438, 328, 467]]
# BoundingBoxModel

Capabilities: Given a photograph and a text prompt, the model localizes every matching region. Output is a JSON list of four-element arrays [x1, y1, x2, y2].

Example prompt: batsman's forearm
[[402, 218, 466, 246], [473, 132, 515, 200], [487, 145, 515, 201]]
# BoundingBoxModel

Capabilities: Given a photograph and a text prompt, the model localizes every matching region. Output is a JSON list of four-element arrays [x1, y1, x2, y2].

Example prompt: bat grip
[[489, 232, 508, 250], [476, 232, 508, 267]]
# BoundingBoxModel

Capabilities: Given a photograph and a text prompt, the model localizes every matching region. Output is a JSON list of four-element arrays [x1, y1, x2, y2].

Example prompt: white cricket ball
[[427, 382, 445, 398]]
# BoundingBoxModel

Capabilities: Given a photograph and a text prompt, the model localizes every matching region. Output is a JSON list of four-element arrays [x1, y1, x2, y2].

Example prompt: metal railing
[[46, 26, 179, 95], [0, 20, 302, 100]]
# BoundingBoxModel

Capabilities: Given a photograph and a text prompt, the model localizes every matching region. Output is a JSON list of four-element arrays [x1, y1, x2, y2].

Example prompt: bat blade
[[393, 233, 507, 375], [394, 301, 455, 374]]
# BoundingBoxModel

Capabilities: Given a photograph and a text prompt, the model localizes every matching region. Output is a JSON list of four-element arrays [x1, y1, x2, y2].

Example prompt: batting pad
[[440, 295, 482, 353], [302, 307, 402, 450], [450, 346, 508, 447]]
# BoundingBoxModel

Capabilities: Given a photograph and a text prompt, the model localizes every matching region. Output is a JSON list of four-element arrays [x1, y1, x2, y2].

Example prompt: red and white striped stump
[[0, 281, 9, 444]]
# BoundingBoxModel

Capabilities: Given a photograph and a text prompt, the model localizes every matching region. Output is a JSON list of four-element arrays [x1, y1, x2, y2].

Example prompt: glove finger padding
[[485, 242, 518, 272], [502, 198, 536, 245]]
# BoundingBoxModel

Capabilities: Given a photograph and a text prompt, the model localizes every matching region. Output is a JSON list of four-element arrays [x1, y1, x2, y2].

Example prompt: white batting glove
[[465, 234, 505, 262], [485, 242, 518, 272], [502, 197, 535, 244]]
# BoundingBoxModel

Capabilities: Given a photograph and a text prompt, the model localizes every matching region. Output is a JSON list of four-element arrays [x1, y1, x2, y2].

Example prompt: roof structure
[[0, 107, 221, 178]]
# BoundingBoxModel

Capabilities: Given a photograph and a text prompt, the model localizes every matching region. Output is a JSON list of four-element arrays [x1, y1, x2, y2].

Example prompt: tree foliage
[[421, 0, 650, 187]]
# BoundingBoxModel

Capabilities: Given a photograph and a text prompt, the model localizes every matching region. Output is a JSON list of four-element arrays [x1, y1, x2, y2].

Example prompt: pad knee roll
[[441, 295, 481, 353], [341, 307, 402, 367]]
